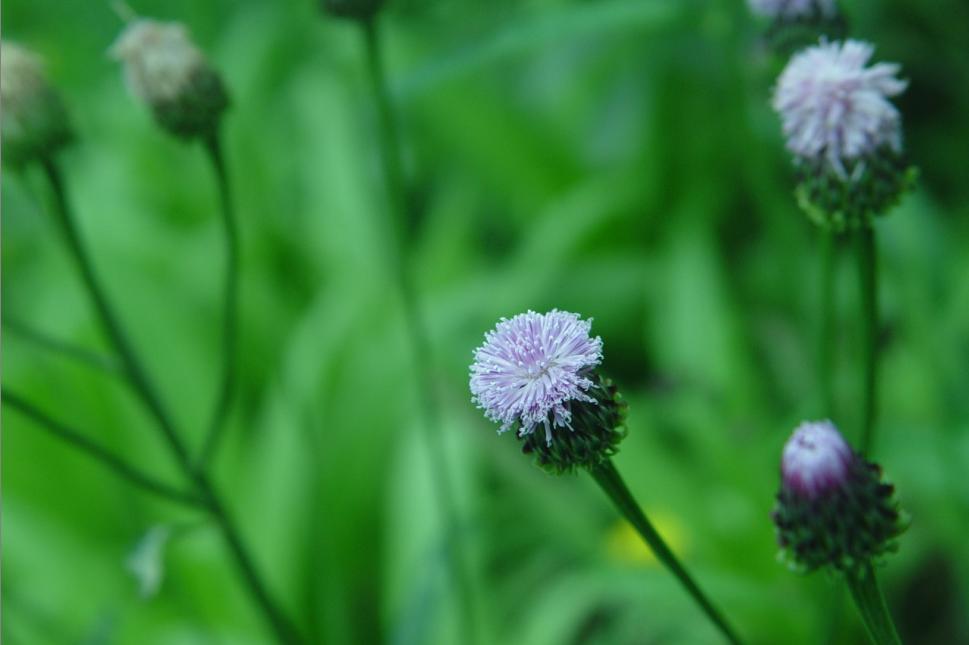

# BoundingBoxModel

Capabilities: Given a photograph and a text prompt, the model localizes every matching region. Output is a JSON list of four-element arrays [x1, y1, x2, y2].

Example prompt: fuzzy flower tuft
[[781, 420, 854, 499], [1, 41, 73, 166], [748, 0, 837, 20], [470, 310, 603, 446], [110, 19, 229, 139], [773, 40, 907, 179]]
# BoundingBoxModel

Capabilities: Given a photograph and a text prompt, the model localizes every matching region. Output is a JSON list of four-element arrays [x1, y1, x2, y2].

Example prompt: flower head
[[748, 0, 836, 20], [781, 420, 854, 499], [772, 420, 907, 574], [1, 41, 73, 166], [110, 19, 229, 139], [471, 310, 602, 445], [470, 310, 625, 474], [773, 39, 907, 179]]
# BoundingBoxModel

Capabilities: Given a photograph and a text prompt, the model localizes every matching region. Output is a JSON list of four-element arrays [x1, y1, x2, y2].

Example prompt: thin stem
[[857, 227, 878, 454], [198, 131, 240, 467], [818, 230, 835, 417], [846, 563, 903, 645], [589, 459, 744, 645], [3, 316, 123, 378], [360, 16, 479, 643], [2, 388, 203, 508], [39, 157, 302, 645]]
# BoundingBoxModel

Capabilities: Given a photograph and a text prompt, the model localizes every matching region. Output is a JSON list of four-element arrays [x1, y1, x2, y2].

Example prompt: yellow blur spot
[[605, 509, 688, 567]]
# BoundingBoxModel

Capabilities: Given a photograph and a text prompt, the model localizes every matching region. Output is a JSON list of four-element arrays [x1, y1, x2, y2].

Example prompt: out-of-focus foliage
[[3, 0, 968, 643]]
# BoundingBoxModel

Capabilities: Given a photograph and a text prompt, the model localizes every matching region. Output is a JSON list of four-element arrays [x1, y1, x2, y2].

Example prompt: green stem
[[2, 388, 202, 508], [3, 316, 123, 378], [846, 563, 903, 645], [39, 157, 302, 645], [198, 131, 240, 467], [360, 16, 479, 644], [857, 227, 878, 454], [818, 230, 835, 417], [589, 459, 744, 645]]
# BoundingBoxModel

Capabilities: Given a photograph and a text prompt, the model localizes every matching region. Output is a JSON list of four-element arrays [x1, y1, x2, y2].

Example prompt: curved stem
[[818, 230, 835, 417], [2, 388, 202, 508], [198, 131, 239, 467], [360, 16, 479, 644], [3, 316, 123, 378], [846, 563, 903, 645], [857, 227, 878, 454], [589, 459, 744, 645], [39, 157, 302, 645]]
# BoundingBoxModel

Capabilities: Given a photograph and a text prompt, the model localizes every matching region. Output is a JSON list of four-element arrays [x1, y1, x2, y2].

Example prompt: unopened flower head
[[773, 40, 915, 228], [1, 42, 73, 166], [772, 420, 906, 574], [111, 19, 229, 139], [470, 310, 625, 474], [748, 0, 836, 20], [781, 420, 853, 499]]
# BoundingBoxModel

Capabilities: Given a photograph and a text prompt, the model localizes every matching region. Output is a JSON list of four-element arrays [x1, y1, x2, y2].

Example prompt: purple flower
[[470, 310, 603, 446], [781, 420, 854, 499], [773, 40, 907, 179], [748, 0, 836, 20]]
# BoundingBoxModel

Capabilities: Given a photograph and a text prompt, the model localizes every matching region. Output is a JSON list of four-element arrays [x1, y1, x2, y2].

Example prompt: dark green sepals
[[520, 373, 627, 476], [795, 147, 917, 232], [773, 459, 907, 575], [153, 67, 229, 140], [763, 11, 847, 58]]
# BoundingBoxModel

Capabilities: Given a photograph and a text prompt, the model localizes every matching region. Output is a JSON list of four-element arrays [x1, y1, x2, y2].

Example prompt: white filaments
[[470, 310, 603, 446], [110, 19, 210, 108], [773, 40, 907, 179]]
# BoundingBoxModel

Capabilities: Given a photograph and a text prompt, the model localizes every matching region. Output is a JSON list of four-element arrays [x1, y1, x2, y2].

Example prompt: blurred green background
[[3, 0, 969, 643]]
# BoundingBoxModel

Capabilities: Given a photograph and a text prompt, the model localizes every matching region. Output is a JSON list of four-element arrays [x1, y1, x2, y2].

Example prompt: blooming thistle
[[470, 310, 626, 474], [772, 421, 906, 574], [1, 42, 73, 167], [773, 40, 916, 230], [748, 0, 845, 53], [110, 19, 229, 140]]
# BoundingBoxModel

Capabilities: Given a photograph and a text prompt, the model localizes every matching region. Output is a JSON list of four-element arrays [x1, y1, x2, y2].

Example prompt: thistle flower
[[110, 19, 229, 140], [772, 421, 906, 574], [320, 0, 386, 20], [470, 310, 625, 473], [773, 40, 916, 229], [1, 42, 73, 166], [748, 0, 837, 20]]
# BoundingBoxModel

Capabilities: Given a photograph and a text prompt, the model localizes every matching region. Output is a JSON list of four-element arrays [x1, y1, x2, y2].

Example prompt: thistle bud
[[1, 42, 73, 166], [110, 19, 229, 140], [320, 0, 386, 20], [773, 40, 916, 230], [748, 0, 845, 53], [772, 421, 906, 574], [470, 310, 627, 474]]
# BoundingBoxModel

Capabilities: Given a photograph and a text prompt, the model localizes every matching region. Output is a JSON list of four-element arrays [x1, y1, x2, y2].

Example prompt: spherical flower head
[[470, 310, 625, 474], [1, 42, 73, 166], [320, 0, 385, 20], [748, 0, 837, 20], [772, 421, 907, 574], [774, 40, 916, 229], [110, 19, 229, 140]]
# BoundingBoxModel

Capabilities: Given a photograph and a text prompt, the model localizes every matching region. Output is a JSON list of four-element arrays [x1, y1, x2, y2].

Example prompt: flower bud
[[773, 40, 916, 230], [1, 42, 73, 166], [320, 0, 386, 20], [748, 0, 845, 54], [110, 19, 229, 140], [470, 310, 627, 474], [772, 421, 906, 574]]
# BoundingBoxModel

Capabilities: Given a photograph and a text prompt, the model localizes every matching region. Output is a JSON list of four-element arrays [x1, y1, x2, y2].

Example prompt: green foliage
[[3, 0, 969, 644]]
